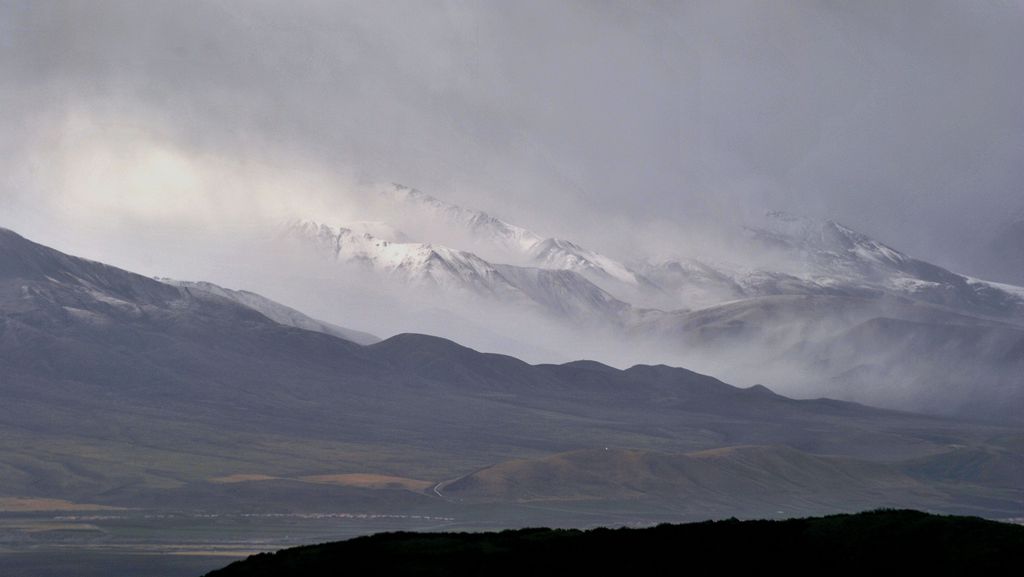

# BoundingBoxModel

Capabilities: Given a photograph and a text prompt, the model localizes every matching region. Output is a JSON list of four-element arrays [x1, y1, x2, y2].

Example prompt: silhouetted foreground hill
[[206, 510, 1023, 576]]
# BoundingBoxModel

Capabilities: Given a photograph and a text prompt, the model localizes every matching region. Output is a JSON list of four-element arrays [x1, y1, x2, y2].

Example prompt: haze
[[2, 0, 1022, 284]]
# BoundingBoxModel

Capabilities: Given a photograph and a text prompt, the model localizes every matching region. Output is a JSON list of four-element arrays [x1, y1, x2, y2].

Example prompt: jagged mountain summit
[[287, 185, 1024, 324], [284, 220, 526, 299], [383, 184, 545, 258], [283, 220, 629, 324], [640, 211, 1024, 318], [372, 185, 1024, 319], [379, 184, 653, 301], [746, 212, 1024, 319]]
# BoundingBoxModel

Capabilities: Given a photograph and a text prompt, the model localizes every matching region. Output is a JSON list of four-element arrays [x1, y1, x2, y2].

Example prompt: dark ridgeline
[[204, 510, 1024, 577]]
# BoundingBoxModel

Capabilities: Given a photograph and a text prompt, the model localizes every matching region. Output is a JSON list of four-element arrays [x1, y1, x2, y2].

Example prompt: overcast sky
[[2, 0, 1022, 280]]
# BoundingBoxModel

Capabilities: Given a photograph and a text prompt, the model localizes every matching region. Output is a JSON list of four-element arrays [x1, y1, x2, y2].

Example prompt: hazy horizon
[[2, 0, 1023, 287]]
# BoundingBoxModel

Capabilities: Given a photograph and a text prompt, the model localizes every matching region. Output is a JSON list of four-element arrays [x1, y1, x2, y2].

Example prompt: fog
[[4, 1, 1023, 269], [1, 1, 1022, 416]]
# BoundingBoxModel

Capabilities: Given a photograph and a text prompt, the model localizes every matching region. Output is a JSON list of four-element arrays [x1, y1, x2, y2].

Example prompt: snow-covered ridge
[[284, 219, 632, 323], [285, 220, 520, 297], [342, 221, 410, 243], [157, 277, 380, 345], [289, 188, 1024, 322], [275, 189, 1024, 422], [382, 184, 647, 296], [735, 211, 1024, 318], [753, 211, 908, 268], [528, 238, 641, 286], [384, 184, 544, 255]]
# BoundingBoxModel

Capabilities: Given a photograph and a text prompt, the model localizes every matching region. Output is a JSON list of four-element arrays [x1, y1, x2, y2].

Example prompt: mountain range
[[276, 184, 1024, 421], [1, 226, 1020, 520], [1, 224, 1022, 577]]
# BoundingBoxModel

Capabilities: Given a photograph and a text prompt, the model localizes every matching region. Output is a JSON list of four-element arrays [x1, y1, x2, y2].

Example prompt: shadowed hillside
[[205, 509, 1024, 576]]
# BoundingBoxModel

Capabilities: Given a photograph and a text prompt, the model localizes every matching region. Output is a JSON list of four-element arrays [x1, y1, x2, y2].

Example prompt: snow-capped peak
[[342, 221, 410, 243], [284, 220, 523, 298], [380, 184, 646, 295], [734, 211, 1024, 318], [282, 218, 637, 323], [529, 238, 641, 286], [383, 183, 544, 255], [749, 211, 911, 273]]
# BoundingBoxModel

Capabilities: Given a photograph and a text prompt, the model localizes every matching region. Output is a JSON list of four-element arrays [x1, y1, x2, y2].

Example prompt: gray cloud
[[1, 0, 1022, 280]]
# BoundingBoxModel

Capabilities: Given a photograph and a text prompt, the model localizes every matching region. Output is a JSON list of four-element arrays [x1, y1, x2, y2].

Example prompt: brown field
[[209, 474, 279, 484], [0, 497, 122, 512], [298, 473, 433, 492], [3, 522, 104, 533]]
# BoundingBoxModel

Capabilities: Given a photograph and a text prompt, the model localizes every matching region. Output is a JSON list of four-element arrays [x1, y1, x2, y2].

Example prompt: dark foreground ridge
[[206, 509, 1023, 576]]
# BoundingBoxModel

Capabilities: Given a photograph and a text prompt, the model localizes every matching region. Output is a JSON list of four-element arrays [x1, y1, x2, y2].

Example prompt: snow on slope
[[160, 278, 381, 345], [275, 190, 1024, 421], [284, 220, 631, 323], [384, 184, 544, 256], [528, 238, 641, 286], [380, 184, 653, 302], [749, 211, 910, 276], [640, 211, 1024, 318], [292, 186, 1024, 324], [493, 264, 631, 322], [743, 211, 1024, 319], [285, 220, 524, 299], [342, 221, 410, 243]]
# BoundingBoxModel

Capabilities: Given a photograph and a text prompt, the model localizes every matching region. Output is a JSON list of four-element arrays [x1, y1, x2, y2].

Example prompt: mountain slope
[[492, 264, 631, 323], [631, 294, 1024, 420], [379, 187, 1024, 320], [745, 212, 1024, 320], [806, 316, 1024, 419], [284, 220, 630, 324], [384, 184, 544, 257], [1, 227, 1019, 522], [284, 220, 524, 298], [160, 279, 380, 345], [381, 184, 655, 301], [278, 195, 1024, 420]]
